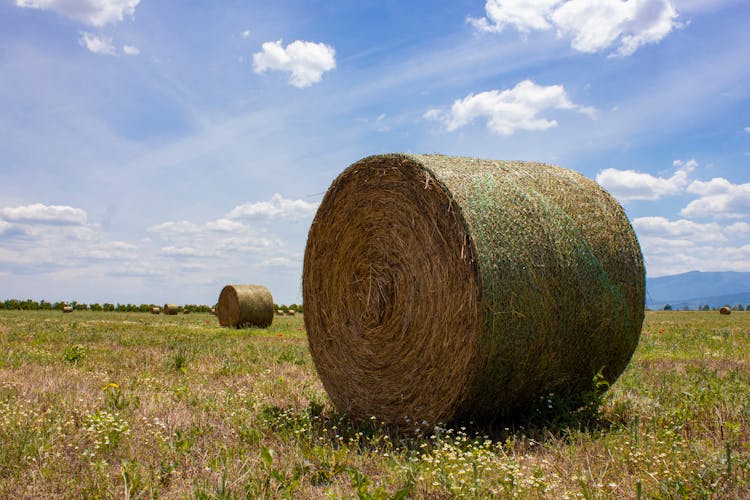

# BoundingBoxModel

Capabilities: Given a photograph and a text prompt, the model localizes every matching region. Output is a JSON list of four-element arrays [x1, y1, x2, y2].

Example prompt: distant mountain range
[[646, 271, 750, 309]]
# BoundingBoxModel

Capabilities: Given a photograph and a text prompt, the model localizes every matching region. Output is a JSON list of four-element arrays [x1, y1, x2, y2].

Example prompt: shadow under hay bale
[[216, 284, 274, 328], [163, 304, 179, 315], [303, 154, 645, 425]]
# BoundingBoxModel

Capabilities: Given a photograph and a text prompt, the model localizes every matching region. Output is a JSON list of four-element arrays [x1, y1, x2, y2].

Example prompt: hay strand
[[303, 154, 645, 424], [216, 284, 274, 328]]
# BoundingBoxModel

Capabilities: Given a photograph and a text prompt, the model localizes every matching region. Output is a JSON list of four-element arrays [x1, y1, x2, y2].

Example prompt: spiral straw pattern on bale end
[[303, 154, 645, 425], [216, 284, 274, 328]]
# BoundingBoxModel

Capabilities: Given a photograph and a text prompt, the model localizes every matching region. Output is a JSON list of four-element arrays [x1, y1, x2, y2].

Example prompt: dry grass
[[0, 310, 748, 498]]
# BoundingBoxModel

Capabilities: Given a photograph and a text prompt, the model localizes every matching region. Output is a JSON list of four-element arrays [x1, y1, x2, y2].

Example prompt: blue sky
[[1, 0, 749, 305]]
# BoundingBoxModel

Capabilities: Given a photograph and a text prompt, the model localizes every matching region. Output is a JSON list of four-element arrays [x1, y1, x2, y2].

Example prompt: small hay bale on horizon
[[151, 306, 160, 315], [164, 304, 179, 315], [285, 309, 296, 316], [216, 284, 274, 328], [720, 306, 731, 315], [62, 306, 73, 313], [303, 153, 645, 425], [275, 309, 284, 316]]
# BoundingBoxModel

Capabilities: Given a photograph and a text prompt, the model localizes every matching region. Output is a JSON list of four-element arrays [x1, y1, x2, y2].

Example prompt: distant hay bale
[[303, 154, 645, 424], [276, 309, 284, 316], [62, 306, 73, 313], [210, 307, 216, 316], [285, 309, 296, 316], [720, 306, 731, 315], [151, 306, 160, 315], [216, 284, 274, 328], [164, 304, 179, 315], [183, 309, 191, 315]]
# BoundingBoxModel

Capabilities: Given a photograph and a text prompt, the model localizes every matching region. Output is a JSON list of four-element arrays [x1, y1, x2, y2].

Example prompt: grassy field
[[0, 310, 748, 498]]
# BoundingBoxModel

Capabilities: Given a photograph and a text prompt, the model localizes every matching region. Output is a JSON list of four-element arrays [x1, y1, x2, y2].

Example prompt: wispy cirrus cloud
[[15, 0, 140, 27]]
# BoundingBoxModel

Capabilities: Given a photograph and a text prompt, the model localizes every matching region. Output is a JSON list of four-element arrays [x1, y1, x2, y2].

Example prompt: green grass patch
[[0, 310, 747, 497]]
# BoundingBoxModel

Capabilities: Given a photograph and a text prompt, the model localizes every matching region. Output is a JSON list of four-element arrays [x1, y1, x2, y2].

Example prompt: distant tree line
[[2, 299, 211, 313], [661, 303, 748, 311], [273, 303, 304, 313], [3, 299, 304, 313]]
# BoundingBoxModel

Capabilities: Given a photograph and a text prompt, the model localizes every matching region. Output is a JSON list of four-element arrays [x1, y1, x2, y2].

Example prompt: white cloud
[[79, 32, 116, 55], [242, 29, 251, 39], [631, 212, 750, 277], [15, 0, 140, 27], [633, 216, 725, 242], [205, 218, 246, 233], [0, 203, 88, 225], [82, 241, 138, 260], [639, 238, 750, 276], [425, 80, 594, 136], [0, 221, 27, 237], [744, 126, 750, 134], [682, 178, 750, 218], [252, 39, 336, 88], [160, 246, 211, 257], [226, 193, 318, 220], [470, 0, 679, 56], [215, 236, 279, 252], [122, 44, 140, 56], [726, 222, 750, 234], [260, 257, 299, 268], [147, 221, 201, 237], [596, 159, 697, 201]]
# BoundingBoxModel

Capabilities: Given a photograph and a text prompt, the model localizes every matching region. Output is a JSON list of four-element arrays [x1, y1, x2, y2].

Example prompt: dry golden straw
[[163, 304, 179, 315], [216, 284, 274, 328], [303, 154, 645, 424]]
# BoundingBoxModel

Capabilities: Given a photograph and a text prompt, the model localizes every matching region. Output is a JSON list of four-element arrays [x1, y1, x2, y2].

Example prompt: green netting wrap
[[303, 154, 645, 424]]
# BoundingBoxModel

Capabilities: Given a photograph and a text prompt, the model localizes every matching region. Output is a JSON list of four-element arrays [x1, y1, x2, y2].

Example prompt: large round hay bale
[[216, 284, 274, 328], [163, 304, 179, 315], [720, 306, 731, 315], [303, 154, 645, 424]]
